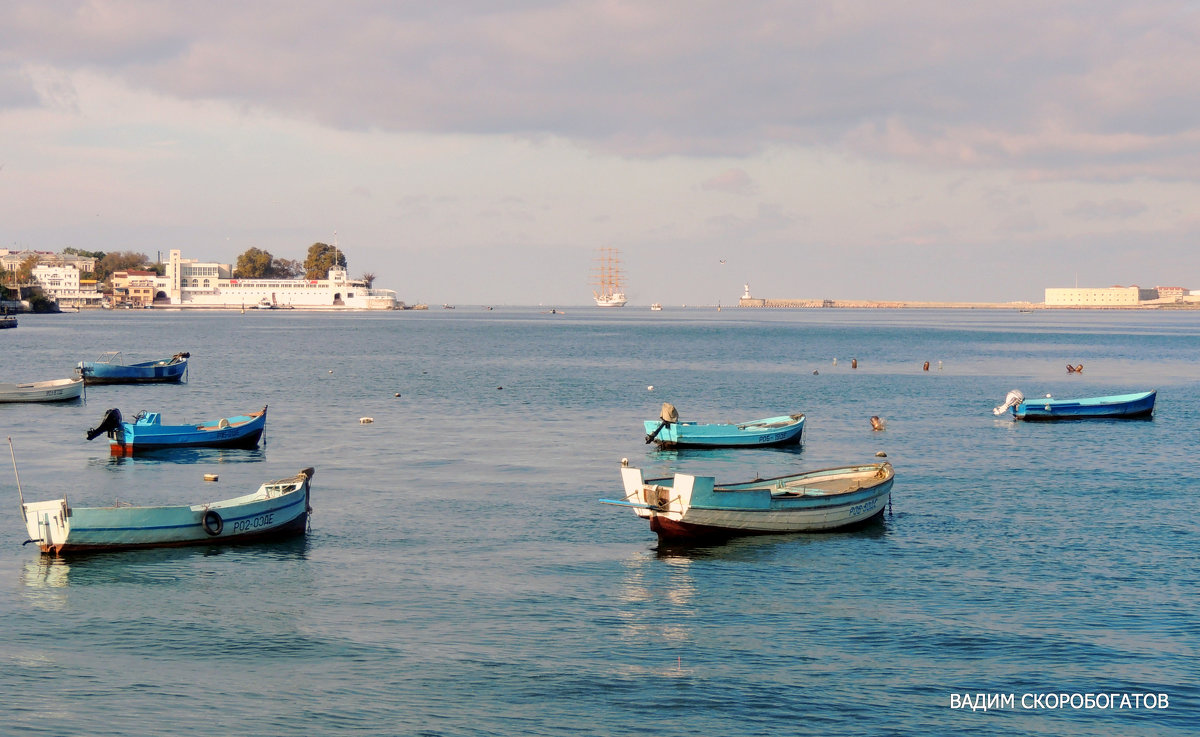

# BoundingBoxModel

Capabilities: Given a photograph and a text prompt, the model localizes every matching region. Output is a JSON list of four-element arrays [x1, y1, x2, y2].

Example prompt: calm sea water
[[1, 308, 1196, 736]]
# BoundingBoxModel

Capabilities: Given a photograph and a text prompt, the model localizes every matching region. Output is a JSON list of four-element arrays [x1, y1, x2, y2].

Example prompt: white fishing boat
[[16, 461, 314, 555], [0, 377, 84, 403], [592, 247, 627, 307], [650, 303, 662, 311], [603, 460, 893, 542]]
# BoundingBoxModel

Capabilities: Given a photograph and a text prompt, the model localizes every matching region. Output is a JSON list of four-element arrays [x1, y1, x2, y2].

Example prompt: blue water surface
[[0, 307, 1196, 736]]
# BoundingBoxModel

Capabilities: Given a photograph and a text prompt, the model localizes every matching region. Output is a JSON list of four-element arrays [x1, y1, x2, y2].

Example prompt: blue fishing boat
[[86, 406, 267, 455], [992, 389, 1156, 420], [602, 460, 893, 542], [76, 351, 189, 384], [19, 466, 313, 555], [643, 403, 805, 448]]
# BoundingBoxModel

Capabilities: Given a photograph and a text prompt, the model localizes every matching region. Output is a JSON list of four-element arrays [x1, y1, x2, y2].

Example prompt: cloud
[[1, 1, 1197, 176], [701, 168, 756, 195], [1065, 198, 1148, 221]]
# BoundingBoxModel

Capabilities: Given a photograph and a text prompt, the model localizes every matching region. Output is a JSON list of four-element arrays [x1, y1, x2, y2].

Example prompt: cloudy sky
[[3, 1, 1199, 305]]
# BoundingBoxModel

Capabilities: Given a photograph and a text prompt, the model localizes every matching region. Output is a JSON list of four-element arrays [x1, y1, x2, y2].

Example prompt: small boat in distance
[[19, 465, 314, 555], [76, 352, 189, 384], [602, 461, 894, 542], [0, 377, 84, 403], [650, 303, 663, 311], [993, 389, 1156, 420], [643, 403, 805, 448], [0, 315, 16, 329], [86, 406, 268, 455], [592, 247, 627, 307]]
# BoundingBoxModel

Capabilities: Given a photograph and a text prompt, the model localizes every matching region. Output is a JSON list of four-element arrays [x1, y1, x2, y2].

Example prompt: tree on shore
[[96, 251, 152, 283], [234, 248, 305, 279], [304, 242, 347, 280], [235, 248, 274, 278], [16, 255, 39, 284], [360, 272, 376, 288]]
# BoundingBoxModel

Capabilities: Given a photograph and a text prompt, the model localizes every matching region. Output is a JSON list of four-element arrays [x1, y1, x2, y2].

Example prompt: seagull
[[719, 259, 726, 265]]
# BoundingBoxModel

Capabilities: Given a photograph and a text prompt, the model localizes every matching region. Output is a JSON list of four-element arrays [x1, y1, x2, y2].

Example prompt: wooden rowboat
[[86, 406, 267, 455], [0, 377, 84, 403], [643, 403, 805, 448], [19, 467, 314, 555], [993, 389, 1156, 420], [76, 351, 189, 384], [602, 461, 893, 542]]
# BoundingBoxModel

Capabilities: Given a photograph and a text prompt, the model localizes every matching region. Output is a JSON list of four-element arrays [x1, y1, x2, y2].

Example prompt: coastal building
[[111, 269, 165, 308], [31, 264, 105, 308], [1044, 286, 1158, 306], [159, 250, 398, 309], [1, 249, 97, 274]]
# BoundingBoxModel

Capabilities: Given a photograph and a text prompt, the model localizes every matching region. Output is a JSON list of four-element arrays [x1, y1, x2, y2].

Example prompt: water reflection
[[17, 536, 310, 592], [652, 515, 890, 561], [98, 446, 268, 467]]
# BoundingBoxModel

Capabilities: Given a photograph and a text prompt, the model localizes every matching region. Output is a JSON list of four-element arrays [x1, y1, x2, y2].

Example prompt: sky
[[2, 1, 1199, 306]]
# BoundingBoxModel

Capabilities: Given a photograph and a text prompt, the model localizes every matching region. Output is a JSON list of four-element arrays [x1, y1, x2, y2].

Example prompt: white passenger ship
[[158, 249, 399, 310]]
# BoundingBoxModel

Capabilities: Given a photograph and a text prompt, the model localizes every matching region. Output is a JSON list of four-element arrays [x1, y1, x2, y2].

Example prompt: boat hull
[[104, 407, 268, 455], [644, 414, 805, 448], [77, 355, 188, 384], [1013, 390, 1155, 420], [22, 468, 312, 555], [605, 462, 893, 543], [0, 377, 84, 403]]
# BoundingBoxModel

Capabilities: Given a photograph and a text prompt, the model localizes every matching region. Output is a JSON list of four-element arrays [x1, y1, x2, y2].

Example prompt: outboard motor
[[645, 402, 680, 444], [992, 390, 1025, 416], [86, 408, 123, 440]]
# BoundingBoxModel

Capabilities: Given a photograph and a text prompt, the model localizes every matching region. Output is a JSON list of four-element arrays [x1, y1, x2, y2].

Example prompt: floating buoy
[[328, 369, 333, 374], [812, 370, 818, 375], [647, 385, 654, 391], [876, 451, 887, 458], [203, 473, 218, 482], [394, 392, 401, 397], [832, 358, 837, 366], [359, 417, 374, 424], [497, 386, 503, 390]]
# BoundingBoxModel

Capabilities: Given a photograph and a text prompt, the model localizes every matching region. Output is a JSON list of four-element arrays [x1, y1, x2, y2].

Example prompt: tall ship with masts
[[592, 247, 627, 307]]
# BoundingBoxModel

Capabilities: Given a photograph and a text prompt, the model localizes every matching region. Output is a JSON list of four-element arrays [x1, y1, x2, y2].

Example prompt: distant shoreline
[[735, 298, 1200, 310]]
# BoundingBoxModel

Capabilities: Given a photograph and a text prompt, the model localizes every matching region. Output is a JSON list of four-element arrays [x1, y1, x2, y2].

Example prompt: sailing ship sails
[[592, 247, 627, 307]]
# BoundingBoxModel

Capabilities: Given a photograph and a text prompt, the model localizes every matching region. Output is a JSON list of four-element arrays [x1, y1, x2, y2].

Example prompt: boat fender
[[202, 510, 223, 536]]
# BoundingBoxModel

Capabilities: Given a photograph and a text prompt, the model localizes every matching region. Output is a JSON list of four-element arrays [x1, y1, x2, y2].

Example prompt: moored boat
[[0, 377, 84, 403], [643, 402, 805, 448], [992, 389, 1156, 420], [602, 460, 894, 542], [86, 406, 267, 455], [76, 351, 189, 384], [19, 466, 314, 555], [0, 315, 16, 329]]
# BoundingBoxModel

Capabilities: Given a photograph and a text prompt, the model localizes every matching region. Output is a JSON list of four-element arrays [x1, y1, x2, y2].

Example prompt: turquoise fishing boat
[[643, 403, 805, 448], [603, 460, 893, 542], [76, 351, 189, 384], [993, 389, 1156, 420], [86, 406, 267, 455], [18, 466, 314, 556]]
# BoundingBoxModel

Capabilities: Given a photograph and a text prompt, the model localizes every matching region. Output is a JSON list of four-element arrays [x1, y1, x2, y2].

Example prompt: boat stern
[[22, 499, 70, 553]]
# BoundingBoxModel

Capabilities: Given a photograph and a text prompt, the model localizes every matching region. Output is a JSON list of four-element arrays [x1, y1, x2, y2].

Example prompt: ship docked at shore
[[592, 247, 627, 307]]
